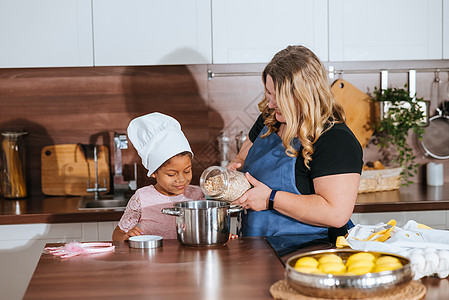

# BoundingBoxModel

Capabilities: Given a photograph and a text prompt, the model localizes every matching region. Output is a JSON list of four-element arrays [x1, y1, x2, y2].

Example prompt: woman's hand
[[124, 226, 143, 240], [226, 162, 242, 171], [233, 172, 271, 211]]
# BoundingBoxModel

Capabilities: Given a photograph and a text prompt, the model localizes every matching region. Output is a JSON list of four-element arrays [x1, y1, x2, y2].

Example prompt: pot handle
[[228, 205, 243, 214], [161, 207, 182, 217]]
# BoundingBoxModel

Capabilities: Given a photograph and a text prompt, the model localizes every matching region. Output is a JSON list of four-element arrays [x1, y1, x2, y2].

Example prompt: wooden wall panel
[[0, 65, 221, 197], [1, 62, 448, 200]]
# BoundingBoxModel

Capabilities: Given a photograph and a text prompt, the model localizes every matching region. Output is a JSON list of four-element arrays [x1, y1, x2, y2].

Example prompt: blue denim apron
[[241, 126, 329, 238]]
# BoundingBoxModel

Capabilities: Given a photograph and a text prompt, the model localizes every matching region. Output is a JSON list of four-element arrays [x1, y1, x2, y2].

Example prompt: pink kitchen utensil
[[44, 242, 115, 259]]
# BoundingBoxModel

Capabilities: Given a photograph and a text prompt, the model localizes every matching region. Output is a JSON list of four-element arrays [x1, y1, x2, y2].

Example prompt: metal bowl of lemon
[[285, 249, 412, 299]]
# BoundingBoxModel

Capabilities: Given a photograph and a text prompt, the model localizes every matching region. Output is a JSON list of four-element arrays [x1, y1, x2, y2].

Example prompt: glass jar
[[1, 130, 28, 198], [199, 166, 251, 202]]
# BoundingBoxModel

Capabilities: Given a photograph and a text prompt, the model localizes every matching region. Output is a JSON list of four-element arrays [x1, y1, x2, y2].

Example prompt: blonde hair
[[260, 45, 345, 169]]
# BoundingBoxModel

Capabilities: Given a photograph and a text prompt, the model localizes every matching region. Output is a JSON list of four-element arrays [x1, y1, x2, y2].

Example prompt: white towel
[[342, 220, 449, 280]]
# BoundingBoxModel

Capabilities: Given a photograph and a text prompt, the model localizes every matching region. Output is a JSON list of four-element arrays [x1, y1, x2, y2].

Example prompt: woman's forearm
[[227, 137, 252, 170], [273, 173, 360, 228]]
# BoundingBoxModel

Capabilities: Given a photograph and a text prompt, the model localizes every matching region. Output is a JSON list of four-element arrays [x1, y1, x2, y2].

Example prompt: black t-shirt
[[248, 114, 363, 195]]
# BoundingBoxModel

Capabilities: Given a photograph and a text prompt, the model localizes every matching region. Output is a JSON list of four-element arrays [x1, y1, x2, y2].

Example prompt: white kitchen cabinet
[[444, 0, 449, 59], [92, 0, 212, 66], [212, 0, 328, 63], [329, 0, 443, 61], [0, 222, 116, 300], [0, 0, 93, 68]]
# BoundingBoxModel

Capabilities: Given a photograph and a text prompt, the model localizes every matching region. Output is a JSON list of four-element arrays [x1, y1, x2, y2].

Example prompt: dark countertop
[[354, 183, 449, 213], [23, 237, 449, 300], [0, 195, 124, 225], [24, 238, 285, 300], [1, 183, 449, 225]]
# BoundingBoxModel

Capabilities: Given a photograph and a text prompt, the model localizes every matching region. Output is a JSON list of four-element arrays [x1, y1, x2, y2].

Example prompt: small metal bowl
[[129, 235, 163, 249], [285, 249, 412, 299]]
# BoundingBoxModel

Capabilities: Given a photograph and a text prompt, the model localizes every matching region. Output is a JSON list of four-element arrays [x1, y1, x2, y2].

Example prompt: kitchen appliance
[[235, 130, 246, 153], [1, 130, 28, 198], [331, 79, 379, 148], [266, 235, 332, 258], [217, 131, 230, 167], [285, 249, 412, 299], [420, 73, 449, 159], [41, 144, 110, 196], [113, 132, 136, 199], [161, 200, 242, 247]]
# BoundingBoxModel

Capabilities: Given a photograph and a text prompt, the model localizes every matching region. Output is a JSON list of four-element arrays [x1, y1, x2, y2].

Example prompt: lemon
[[347, 260, 375, 275], [346, 252, 376, 266], [347, 266, 373, 275], [319, 262, 346, 275], [374, 256, 402, 272], [374, 261, 402, 272], [294, 266, 320, 274], [348, 259, 375, 269], [375, 255, 400, 266], [374, 263, 402, 273], [294, 257, 319, 269], [318, 254, 343, 265]]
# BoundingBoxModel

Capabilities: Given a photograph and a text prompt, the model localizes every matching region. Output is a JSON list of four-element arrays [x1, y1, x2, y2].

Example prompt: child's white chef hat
[[127, 112, 193, 176]]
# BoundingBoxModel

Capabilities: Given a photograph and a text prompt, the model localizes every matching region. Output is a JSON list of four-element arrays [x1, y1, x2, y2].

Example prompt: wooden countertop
[[354, 183, 449, 213], [23, 238, 449, 300], [24, 238, 285, 300], [1, 183, 449, 225], [0, 195, 124, 225]]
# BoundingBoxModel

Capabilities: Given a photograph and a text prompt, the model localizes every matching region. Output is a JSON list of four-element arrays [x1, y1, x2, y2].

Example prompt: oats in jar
[[200, 166, 251, 201]]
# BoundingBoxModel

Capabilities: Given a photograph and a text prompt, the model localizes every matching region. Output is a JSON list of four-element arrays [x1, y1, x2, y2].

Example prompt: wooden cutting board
[[331, 79, 379, 148], [63, 161, 110, 196], [41, 144, 110, 196]]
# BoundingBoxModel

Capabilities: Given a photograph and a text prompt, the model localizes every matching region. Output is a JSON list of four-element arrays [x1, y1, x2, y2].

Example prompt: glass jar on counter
[[199, 166, 251, 202], [1, 130, 28, 199]]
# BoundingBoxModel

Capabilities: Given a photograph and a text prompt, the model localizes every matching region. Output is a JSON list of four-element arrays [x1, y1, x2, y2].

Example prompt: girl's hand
[[234, 172, 271, 211], [124, 226, 143, 240]]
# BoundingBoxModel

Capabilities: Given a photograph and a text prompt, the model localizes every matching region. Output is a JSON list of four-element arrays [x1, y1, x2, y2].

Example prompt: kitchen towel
[[336, 220, 449, 279]]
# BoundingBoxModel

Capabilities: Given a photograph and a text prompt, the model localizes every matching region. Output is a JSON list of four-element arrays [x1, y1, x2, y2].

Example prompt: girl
[[112, 112, 205, 241]]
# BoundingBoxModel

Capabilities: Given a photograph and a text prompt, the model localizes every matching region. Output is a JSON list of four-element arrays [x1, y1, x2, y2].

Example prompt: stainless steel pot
[[161, 200, 242, 247]]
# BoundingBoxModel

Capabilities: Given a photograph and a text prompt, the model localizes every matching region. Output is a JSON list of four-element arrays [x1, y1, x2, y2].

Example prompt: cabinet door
[[444, 0, 449, 59], [329, 0, 443, 61], [93, 0, 212, 66], [0, 0, 93, 68], [212, 0, 328, 63]]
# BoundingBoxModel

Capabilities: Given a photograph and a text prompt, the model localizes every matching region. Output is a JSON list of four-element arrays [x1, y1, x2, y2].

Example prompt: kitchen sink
[[77, 195, 129, 211]]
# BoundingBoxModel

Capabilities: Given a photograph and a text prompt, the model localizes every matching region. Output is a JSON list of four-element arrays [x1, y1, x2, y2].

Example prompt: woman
[[228, 45, 363, 242]]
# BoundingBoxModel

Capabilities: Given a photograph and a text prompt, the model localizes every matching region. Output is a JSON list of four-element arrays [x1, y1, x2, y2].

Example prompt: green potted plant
[[371, 85, 427, 185]]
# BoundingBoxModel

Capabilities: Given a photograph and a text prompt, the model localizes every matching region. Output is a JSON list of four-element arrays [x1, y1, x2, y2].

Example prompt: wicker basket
[[358, 167, 402, 193]]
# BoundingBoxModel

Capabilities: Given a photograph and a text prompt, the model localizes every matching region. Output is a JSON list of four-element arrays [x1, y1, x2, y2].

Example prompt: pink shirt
[[118, 185, 205, 239]]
